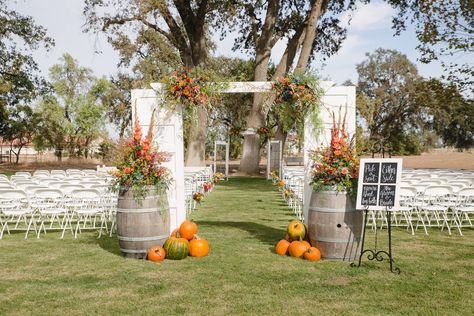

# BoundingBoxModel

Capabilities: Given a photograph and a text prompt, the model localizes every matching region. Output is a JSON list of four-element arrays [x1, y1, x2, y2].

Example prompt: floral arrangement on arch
[[309, 111, 359, 193], [112, 109, 172, 198], [272, 71, 323, 133], [162, 70, 214, 107]]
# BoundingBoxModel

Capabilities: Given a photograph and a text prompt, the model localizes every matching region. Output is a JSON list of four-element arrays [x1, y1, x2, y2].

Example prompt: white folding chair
[[70, 189, 107, 238], [0, 189, 37, 239], [453, 188, 474, 236], [32, 189, 72, 239], [417, 186, 453, 235]]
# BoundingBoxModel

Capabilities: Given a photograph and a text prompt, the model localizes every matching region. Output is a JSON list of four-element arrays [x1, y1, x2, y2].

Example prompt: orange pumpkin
[[275, 239, 291, 256], [288, 240, 310, 258], [179, 220, 198, 240], [189, 236, 209, 257], [301, 240, 311, 249], [279, 180, 285, 187], [147, 246, 166, 262], [170, 228, 179, 237], [303, 247, 321, 261]]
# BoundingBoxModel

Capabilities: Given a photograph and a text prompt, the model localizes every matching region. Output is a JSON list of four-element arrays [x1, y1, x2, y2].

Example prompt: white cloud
[[341, 2, 394, 32]]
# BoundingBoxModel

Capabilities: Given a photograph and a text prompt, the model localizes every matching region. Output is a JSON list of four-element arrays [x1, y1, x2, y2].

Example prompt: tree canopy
[[390, 0, 474, 92]]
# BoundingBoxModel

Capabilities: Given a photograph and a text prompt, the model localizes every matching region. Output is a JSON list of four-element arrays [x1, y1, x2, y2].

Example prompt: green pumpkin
[[164, 237, 189, 260]]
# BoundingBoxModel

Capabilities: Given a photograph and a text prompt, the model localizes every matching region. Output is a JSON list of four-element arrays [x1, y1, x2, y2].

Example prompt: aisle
[[190, 177, 294, 250]]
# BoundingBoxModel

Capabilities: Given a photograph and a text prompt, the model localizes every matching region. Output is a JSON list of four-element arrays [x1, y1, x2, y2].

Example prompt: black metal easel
[[351, 205, 401, 274]]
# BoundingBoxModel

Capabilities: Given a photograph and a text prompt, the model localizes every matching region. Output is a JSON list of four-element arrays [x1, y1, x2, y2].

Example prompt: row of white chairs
[[279, 166, 305, 220], [369, 186, 474, 236], [184, 166, 214, 214], [0, 187, 116, 239]]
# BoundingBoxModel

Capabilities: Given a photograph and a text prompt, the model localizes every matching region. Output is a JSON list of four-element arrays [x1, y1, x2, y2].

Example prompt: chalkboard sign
[[356, 158, 403, 210]]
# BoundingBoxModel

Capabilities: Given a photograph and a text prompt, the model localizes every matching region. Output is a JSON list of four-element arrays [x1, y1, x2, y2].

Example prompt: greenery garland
[[272, 71, 324, 134]]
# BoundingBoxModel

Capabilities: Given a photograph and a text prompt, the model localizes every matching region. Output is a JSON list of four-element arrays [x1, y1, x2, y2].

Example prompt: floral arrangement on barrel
[[112, 109, 172, 199], [272, 71, 323, 133], [309, 112, 359, 193]]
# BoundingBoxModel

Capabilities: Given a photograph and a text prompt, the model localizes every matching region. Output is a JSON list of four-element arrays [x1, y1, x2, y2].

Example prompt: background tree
[[356, 48, 423, 155], [390, 0, 474, 92], [0, 0, 53, 135], [415, 79, 473, 150], [84, 0, 231, 166], [33, 97, 69, 161], [221, 0, 363, 174], [2, 105, 38, 163], [34, 54, 107, 160]]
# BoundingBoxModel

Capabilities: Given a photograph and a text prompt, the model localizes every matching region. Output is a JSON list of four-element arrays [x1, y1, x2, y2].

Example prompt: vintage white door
[[303, 85, 356, 222], [131, 89, 186, 231]]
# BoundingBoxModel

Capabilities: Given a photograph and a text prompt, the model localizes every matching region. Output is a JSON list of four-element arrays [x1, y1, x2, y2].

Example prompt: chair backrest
[[82, 169, 97, 176], [423, 185, 452, 201], [49, 181, 71, 189], [0, 189, 29, 207], [23, 185, 48, 195], [66, 169, 82, 176], [400, 187, 417, 197], [50, 170, 67, 176], [71, 189, 101, 207], [14, 181, 36, 189], [15, 171, 31, 178], [58, 184, 85, 195], [10, 175, 30, 182], [34, 189, 64, 200], [457, 187, 474, 198], [33, 170, 50, 177]]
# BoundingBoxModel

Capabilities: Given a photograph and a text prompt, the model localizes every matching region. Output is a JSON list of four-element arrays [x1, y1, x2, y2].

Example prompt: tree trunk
[[185, 106, 207, 166], [274, 124, 287, 154], [295, 0, 325, 71], [239, 0, 280, 174]]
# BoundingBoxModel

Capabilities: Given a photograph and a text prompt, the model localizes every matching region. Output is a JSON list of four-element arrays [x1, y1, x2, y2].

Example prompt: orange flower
[[341, 167, 349, 175], [124, 167, 132, 174], [145, 155, 152, 161], [334, 150, 342, 157]]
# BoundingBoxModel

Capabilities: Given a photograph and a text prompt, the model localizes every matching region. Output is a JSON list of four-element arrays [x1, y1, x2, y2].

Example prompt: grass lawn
[[0, 177, 473, 315]]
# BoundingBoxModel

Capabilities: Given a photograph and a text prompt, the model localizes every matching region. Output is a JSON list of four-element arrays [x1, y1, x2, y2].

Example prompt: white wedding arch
[[131, 81, 355, 231]]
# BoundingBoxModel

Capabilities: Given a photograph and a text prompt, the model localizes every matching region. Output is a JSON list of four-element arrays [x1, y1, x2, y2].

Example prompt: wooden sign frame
[[356, 158, 403, 210]]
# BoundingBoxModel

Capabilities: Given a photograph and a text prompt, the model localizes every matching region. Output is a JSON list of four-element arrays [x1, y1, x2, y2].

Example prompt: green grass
[[0, 177, 473, 315]]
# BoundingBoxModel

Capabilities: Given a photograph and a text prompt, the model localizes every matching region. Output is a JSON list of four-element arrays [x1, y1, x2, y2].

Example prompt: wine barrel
[[116, 188, 170, 259], [307, 190, 362, 261]]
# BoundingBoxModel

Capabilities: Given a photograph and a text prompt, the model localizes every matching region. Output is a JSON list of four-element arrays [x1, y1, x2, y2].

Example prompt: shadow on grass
[[84, 233, 122, 257], [199, 220, 284, 246]]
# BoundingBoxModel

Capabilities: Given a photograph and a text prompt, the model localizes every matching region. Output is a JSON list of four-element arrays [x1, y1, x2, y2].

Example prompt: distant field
[[1, 149, 472, 175]]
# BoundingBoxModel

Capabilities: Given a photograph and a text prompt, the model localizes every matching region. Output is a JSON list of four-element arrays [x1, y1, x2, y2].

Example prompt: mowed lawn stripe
[[0, 177, 472, 315]]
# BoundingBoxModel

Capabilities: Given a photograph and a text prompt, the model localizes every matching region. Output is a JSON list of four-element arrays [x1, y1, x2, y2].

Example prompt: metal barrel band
[[119, 248, 148, 254], [316, 237, 361, 243], [308, 206, 357, 213], [116, 207, 163, 213], [118, 235, 169, 242]]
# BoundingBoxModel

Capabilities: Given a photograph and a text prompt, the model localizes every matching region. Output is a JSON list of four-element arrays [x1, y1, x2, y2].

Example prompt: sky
[[11, 0, 445, 86]]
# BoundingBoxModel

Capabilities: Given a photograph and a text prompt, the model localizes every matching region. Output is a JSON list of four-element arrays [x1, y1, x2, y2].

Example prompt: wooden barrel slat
[[308, 190, 362, 261], [117, 188, 170, 259]]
